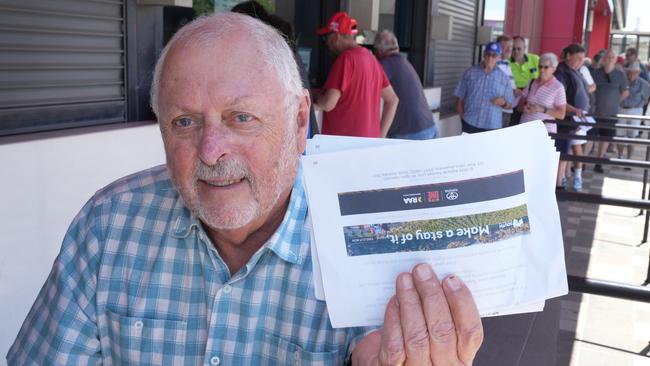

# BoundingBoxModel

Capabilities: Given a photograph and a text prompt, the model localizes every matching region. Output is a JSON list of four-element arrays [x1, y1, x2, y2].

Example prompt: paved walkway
[[556, 147, 650, 366]]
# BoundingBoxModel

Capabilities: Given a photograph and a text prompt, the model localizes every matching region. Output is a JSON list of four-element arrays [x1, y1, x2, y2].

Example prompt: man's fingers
[[412, 263, 459, 365], [442, 275, 484, 365], [395, 273, 432, 365], [378, 296, 406, 366], [351, 330, 381, 366]]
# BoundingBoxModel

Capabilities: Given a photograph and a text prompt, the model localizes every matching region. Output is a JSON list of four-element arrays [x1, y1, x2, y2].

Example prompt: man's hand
[[492, 97, 506, 107], [352, 263, 483, 365]]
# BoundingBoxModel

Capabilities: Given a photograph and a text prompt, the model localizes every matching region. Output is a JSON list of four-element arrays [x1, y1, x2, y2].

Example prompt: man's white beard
[[180, 127, 298, 230]]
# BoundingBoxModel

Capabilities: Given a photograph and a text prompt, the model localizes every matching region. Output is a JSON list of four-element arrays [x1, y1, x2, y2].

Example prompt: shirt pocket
[[257, 334, 344, 366], [104, 309, 188, 366]]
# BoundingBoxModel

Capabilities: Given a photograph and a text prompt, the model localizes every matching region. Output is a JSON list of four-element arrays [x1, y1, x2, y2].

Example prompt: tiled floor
[[556, 148, 650, 366]]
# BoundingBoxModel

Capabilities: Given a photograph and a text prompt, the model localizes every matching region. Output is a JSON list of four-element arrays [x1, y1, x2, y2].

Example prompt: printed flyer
[[302, 122, 567, 328]]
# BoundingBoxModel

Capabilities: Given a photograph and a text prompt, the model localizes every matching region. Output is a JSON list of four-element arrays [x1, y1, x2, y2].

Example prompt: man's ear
[[295, 89, 311, 154]]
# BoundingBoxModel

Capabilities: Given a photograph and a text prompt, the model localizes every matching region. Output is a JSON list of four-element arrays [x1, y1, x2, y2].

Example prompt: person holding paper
[[7, 13, 483, 365], [454, 41, 515, 133], [554, 44, 591, 191], [519, 52, 567, 129], [518, 52, 568, 190]]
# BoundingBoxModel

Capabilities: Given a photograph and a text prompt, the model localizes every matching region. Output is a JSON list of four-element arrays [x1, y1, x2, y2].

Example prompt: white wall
[[0, 124, 165, 363]]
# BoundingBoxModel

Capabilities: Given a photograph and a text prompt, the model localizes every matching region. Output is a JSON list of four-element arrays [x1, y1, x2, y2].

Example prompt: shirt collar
[[171, 198, 201, 239], [263, 167, 308, 265], [170, 166, 308, 265]]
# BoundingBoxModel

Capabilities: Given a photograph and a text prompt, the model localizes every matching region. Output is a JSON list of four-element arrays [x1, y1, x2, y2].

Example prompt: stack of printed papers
[[301, 121, 568, 328]]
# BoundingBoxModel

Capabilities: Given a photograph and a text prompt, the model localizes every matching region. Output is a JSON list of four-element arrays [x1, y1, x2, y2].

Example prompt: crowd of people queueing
[[237, 6, 650, 194], [455, 35, 650, 191]]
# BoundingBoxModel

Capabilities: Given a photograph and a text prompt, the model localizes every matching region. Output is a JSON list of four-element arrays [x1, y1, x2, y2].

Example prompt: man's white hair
[[373, 29, 399, 54], [150, 12, 303, 117]]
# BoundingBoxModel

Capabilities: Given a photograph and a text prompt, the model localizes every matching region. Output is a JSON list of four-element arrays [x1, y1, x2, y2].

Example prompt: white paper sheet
[[306, 134, 551, 316], [302, 122, 567, 328]]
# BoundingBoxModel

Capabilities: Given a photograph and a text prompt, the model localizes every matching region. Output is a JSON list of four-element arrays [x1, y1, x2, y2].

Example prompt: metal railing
[[545, 114, 650, 295]]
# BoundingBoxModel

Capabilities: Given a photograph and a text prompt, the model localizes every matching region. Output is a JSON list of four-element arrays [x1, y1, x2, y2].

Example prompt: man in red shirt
[[314, 12, 398, 137]]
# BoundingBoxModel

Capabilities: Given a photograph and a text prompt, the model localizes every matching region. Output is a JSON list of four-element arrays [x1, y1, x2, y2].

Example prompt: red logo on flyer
[[427, 191, 440, 202]]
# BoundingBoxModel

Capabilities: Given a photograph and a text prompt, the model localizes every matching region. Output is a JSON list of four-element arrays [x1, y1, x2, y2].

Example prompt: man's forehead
[[168, 32, 252, 61], [162, 36, 272, 86]]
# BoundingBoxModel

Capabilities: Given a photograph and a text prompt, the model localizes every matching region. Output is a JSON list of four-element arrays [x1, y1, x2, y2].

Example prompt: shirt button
[[134, 320, 143, 329], [210, 356, 220, 365], [294, 351, 301, 365], [222, 284, 232, 294]]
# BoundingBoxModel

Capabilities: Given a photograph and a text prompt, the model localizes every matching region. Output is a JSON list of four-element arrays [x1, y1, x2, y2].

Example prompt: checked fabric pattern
[[7, 165, 372, 365]]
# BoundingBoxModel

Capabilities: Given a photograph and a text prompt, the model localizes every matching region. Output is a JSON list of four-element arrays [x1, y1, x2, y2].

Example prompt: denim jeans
[[390, 124, 438, 140]]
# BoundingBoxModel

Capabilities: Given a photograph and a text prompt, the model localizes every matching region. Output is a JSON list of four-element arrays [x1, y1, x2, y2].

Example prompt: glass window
[[348, 0, 396, 46], [483, 0, 506, 40], [639, 36, 650, 62], [623, 34, 638, 54], [611, 34, 624, 55]]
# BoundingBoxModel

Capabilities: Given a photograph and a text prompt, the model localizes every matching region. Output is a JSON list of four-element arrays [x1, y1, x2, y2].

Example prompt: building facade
[[0, 0, 632, 137]]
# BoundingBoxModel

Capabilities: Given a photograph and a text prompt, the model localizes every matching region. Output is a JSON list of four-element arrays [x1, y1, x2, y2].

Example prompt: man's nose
[[198, 123, 230, 166]]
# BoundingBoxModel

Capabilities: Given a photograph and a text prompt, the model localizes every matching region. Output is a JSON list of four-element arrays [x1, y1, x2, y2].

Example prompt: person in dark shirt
[[554, 44, 590, 190], [591, 49, 629, 173], [373, 30, 437, 139]]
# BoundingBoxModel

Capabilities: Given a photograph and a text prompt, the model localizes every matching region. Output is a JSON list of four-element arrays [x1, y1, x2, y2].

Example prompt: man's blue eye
[[235, 114, 253, 123], [175, 117, 193, 127]]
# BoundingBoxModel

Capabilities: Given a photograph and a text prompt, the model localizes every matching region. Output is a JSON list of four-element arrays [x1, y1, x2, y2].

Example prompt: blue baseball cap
[[485, 42, 502, 55]]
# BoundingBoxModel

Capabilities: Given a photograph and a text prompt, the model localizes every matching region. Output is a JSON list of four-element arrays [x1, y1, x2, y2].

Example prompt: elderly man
[[455, 41, 515, 133], [373, 30, 437, 140], [508, 36, 539, 126], [314, 12, 399, 138], [7, 13, 482, 365], [592, 49, 629, 173], [510, 36, 540, 90], [618, 61, 650, 162], [625, 47, 650, 116], [496, 34, 520, 127], [625, 47, 649, 81]]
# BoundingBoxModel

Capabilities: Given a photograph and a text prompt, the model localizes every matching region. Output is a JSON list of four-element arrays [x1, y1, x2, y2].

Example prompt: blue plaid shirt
[[7, 165, 371, 365], [454, 64, 515, 130]]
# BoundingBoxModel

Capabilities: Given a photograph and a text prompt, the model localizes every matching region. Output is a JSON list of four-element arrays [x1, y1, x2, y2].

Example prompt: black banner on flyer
[[343, 204, 530, 257], [338, 170, 525, 216]]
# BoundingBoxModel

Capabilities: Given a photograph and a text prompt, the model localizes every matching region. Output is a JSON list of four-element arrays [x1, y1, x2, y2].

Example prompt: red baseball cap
[[316, 11, 359, 36]]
